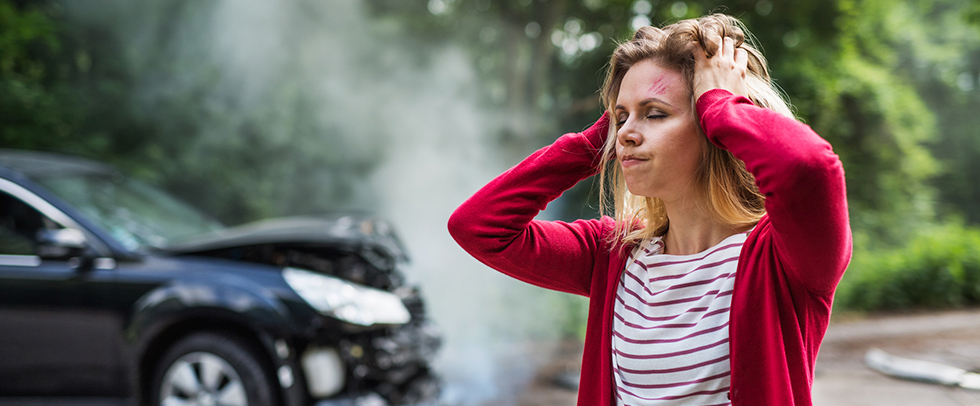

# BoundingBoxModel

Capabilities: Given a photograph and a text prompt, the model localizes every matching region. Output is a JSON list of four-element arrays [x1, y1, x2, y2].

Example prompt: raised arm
[[697, 90, 851, 295], [692, 36, 851, 295], [447, 115, 612, 297]]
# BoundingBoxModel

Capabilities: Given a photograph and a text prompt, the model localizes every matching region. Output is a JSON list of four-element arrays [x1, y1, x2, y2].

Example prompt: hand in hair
[[692, 35, 749, 100]]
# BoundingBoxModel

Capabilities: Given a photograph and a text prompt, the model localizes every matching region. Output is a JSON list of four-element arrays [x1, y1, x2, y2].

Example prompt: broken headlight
[[282, 267, 411, 327]]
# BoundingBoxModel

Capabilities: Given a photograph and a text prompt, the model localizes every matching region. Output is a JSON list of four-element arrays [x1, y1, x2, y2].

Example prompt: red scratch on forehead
[[647, 77, 669, 96]]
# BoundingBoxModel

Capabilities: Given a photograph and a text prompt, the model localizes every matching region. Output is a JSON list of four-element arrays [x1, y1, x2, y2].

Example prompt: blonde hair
[[598, 14, 794, 246]]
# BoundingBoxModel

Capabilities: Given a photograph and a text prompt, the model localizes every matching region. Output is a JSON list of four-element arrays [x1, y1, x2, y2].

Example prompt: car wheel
[[151, 332, 278, 406]]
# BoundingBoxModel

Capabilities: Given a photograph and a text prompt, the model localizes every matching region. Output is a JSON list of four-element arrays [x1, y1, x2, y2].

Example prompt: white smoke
[[63, 0, 582, 404]]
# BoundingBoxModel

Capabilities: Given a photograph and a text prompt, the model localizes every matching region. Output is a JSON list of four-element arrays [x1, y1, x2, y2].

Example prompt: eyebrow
[[615, 97, 675, 111]]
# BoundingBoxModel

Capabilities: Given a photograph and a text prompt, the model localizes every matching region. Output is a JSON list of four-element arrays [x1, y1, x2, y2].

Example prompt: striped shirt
[[612, 231, 748, 406]]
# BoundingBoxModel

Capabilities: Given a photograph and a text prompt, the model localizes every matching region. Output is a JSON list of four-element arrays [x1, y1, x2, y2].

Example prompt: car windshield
[[35, 173, 225, 250]]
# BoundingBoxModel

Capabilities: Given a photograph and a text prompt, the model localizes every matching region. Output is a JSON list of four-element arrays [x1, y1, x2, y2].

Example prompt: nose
[[617, 117, 642, 147]]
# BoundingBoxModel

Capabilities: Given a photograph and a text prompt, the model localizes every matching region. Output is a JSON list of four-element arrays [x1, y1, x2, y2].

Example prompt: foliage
[[916, 0, 980, 225], [0, 0, 74, 151], [0, 0, 385, 224], [969, 0, 980, 27], [363, 0, 980, 248], [837, 222, 980, 311], [0, 1, 149, 160], [797, 0, 940, 244], [2, 0, 980, 251], [362, 0, 980, 314]]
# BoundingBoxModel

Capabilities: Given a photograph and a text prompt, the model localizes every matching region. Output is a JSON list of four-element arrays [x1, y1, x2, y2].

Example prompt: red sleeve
[[696, 89, 852, 295], [447, 114, 611, 297]]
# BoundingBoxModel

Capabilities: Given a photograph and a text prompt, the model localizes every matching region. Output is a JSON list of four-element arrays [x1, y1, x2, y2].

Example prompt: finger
[[723, 37, 734, 60], [693, 43, 707, 65], [734, 47, 748, 69], [702, 33, 721, 58]]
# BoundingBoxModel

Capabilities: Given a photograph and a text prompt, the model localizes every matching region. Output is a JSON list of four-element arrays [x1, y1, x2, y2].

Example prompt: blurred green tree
[[0, 0, 77, 151], [368, 0, 980, 247], [4, 0, 980, 247], [0, 0, 160, 167], [0, 0, 384, 224], [922, 0, 980, 225]]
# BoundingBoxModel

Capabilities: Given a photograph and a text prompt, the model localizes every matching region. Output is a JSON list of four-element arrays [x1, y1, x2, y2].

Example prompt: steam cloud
[[63, 0, 583, 404]]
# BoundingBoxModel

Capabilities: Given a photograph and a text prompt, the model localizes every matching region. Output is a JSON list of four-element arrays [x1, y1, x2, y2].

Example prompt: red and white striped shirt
[[612, 231, 748, 406]]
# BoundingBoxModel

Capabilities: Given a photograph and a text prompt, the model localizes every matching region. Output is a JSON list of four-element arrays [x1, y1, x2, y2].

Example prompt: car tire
[[150, 332, 279, 406]]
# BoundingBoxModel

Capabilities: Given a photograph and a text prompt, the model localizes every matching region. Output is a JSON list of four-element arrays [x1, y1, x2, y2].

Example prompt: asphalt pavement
[[517, 309, 980, 406], [813, 309, 980, 406]]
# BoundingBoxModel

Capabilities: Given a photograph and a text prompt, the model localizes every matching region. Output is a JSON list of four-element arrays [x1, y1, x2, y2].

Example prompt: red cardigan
[[448, 89, 852, 405]]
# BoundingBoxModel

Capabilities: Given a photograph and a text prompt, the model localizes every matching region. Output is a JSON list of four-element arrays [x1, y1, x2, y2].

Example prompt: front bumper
[[314, 392, 439, 406], [314, 392, 389, 406], [300, 319, 441, 405], [313, 374, 440, 406]]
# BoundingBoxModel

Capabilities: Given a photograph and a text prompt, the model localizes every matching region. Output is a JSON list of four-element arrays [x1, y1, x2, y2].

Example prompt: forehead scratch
[[647, 77, 669, 96]]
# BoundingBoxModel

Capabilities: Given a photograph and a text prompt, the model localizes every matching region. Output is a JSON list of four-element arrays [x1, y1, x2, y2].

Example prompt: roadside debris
[[865, 348, 980, 390]]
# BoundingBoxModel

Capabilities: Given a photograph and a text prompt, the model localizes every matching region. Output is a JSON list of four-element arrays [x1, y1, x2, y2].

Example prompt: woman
[[448, 14, 851, 406]]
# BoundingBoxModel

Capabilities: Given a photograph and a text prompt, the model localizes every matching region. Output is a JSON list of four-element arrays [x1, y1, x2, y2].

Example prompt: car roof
[[0, 149, 406, 260], [0, 149, 115, 178]]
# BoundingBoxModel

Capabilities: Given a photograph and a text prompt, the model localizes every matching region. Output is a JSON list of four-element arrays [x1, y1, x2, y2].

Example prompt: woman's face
[[614, 59, 703, 203]]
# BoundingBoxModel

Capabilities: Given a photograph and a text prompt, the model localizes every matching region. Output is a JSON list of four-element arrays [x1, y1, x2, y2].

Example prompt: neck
[[660, 195, 741, 256]]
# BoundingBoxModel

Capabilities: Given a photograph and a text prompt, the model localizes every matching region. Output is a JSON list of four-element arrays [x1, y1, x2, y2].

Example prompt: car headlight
[[282, 267, 411, 326]]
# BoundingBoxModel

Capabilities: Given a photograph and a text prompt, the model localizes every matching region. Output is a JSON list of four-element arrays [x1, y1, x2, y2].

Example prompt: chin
[[624, 183, 657, 199]]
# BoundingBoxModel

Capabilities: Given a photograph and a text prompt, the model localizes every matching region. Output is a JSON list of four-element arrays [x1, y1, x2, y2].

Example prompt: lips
[[620, 154, 648, 168]]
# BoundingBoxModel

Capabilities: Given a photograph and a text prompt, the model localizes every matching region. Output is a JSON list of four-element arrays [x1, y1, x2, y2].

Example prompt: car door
[[0, 181, 122, 397]]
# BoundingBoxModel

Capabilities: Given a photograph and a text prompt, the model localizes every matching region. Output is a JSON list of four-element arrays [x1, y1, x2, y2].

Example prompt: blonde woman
[[449, 14, 851, 406]]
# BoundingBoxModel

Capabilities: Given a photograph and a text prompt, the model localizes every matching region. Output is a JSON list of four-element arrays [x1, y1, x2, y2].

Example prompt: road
[[515, 309, 980, 405], [813, 309, 980, 406]]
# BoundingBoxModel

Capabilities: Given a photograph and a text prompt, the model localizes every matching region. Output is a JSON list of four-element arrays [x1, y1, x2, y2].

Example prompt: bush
[[836, 223, 980, 311]]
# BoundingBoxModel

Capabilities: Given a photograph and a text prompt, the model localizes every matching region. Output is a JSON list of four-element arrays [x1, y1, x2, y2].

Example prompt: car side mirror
[[35, 228, 90, 260]]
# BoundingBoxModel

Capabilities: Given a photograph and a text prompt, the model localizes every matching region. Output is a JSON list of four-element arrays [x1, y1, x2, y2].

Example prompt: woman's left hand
[[693, 35, 749, 100]]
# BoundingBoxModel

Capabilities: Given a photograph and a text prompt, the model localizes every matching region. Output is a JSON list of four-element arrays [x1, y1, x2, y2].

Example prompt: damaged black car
[[0, 149, 441, 406]]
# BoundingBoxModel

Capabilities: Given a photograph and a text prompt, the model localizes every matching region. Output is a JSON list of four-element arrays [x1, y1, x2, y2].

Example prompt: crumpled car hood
[[161, 214, 407, 261]]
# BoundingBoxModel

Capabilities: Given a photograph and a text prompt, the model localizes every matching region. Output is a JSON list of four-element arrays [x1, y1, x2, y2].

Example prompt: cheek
[[670, 122, 702, 152], [681, 138, 707, 175], [615, 140, 629, 158]]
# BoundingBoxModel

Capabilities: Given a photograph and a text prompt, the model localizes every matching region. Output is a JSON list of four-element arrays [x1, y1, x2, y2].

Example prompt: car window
[[0, 191, 62, 256], [36, 174, 223, 250]]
